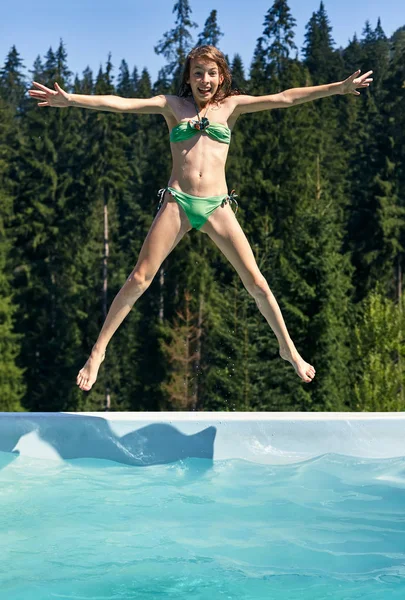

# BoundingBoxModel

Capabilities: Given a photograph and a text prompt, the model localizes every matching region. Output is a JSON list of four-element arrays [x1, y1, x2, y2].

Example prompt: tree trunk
[[191, 291, 204, 410], [103, 189, 111, 411], [243, 301, 249, 407], [398, 254, 403, 406], [159, 266, 164, 323], [184, 291, 191, 407]]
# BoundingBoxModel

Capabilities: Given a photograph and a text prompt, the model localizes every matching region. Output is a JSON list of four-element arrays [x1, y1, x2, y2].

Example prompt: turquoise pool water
[[1, 451, 405, 599]]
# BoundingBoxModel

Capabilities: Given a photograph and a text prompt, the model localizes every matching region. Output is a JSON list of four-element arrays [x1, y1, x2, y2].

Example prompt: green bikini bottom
[[156, 186, 239, 230]]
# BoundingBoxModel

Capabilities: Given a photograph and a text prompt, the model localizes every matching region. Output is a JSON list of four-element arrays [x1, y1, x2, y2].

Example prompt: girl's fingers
[[32, 90, 55, 98], [33, 81, 48, 90], [32, 81, 62, 96], [33, 81, 54, 94]]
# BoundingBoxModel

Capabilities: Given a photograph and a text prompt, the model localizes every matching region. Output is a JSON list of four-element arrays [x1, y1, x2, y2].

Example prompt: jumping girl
[[28, 45, 373, 392]]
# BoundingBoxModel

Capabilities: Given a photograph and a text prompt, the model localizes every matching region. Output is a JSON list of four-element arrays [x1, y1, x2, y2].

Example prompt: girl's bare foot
[[76, 348, 105, 391], [279, 346, 316, 383]]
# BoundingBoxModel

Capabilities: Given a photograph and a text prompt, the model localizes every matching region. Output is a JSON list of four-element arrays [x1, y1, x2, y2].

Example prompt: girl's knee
[[126, 269, 155, 290], [246, 274, 269, 298]]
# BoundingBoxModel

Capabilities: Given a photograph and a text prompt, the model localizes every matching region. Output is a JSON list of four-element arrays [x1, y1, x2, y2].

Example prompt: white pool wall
[[0, 412, 404, 466], [0, 412, 405, 466]]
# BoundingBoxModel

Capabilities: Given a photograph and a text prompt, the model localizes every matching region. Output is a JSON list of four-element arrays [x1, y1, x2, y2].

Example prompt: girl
[[29, 45, 372, 392]]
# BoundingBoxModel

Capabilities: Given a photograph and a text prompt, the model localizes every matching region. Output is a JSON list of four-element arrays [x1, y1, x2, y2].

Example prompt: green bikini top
[[170, 120, 231, 145]]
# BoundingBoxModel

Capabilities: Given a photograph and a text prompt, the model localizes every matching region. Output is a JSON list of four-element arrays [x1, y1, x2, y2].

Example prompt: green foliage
[[0, 0, 403, 412], [351, 287, 405, 411], [0, 98, 25, 410]]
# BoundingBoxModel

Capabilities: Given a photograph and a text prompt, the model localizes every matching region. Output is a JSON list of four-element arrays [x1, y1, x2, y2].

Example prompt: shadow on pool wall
[[2, 412, 405, 471], [0, 414, 217, 469]]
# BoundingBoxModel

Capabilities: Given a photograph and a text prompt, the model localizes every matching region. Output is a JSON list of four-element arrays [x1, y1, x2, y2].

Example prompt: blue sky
[[1, 0, 403, 84]]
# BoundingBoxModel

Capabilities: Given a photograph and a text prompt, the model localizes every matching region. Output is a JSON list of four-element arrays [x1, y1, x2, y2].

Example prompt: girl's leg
[[77, 193, 192, 391], [200, 204, 316, 383]]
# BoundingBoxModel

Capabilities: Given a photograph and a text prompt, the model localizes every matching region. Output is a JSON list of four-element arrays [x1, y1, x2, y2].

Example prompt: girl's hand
[[28, 81, 70, 107], [339, 70, 373, 96]]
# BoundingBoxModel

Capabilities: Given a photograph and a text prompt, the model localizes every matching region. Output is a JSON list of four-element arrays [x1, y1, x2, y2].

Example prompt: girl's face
[[187, 58, 224, 104]]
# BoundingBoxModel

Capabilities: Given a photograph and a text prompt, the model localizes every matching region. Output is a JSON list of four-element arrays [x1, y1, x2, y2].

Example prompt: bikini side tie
[[221, 189, 239, 214], [156, 187, 168, 212]]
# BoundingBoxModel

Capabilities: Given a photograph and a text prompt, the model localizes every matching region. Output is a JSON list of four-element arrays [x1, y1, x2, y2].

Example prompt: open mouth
[[198, 88, 211, 94]]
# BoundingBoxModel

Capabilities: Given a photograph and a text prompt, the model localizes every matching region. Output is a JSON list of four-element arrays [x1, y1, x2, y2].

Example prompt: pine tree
[[131, 66, 139, 91], [360, 18, 389, 96], [242, 1, 354, 410], [10, 46, 65, 411], [0, 97, 25, 410], [384, 27, 405, 306], [10, 44, 101, 411], [154, 0, 198, 90], [196, 9, 223, 48], [54, 39, 72, 84], [79, 66, 94, 94], [344, 20, 395, 302], [72, 54, 133, 410], [116, 59, 134, 97], [191, 272, 249, 411], [159, 291, 201, 409], [231, 54, 246, 91], [373, 158, 405, 296], [262, 0, 297, 82], [0, 45, 27, 110], [249, 37, 267, 94], [343, 33, 362, 74], [30, 56, 44, 80], [302, 1, 337, 84]]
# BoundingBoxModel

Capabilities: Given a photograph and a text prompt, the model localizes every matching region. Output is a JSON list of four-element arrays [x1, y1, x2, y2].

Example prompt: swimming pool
[[1, 412, 405, 599]]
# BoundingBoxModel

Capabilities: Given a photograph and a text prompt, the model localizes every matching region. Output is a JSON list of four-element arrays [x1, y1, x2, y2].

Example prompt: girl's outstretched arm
[[232, 69, 373, 116], [28, 81, 171, 115]]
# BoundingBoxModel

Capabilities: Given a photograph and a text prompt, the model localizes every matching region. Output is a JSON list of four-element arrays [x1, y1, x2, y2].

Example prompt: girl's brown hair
[[178, 45, 242, 102]]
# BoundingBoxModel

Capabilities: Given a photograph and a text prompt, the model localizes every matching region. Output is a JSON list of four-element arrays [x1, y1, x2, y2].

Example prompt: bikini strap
[[222, 189, 239, 214]]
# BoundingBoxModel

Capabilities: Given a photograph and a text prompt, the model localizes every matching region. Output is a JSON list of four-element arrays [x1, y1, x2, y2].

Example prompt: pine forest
[[1, 0, 404, 413]]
